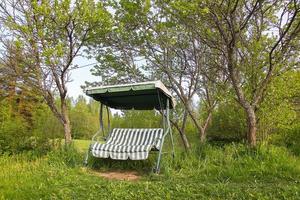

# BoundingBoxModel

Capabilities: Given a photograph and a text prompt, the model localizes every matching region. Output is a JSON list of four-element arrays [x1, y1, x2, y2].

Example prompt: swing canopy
[[85, 81, 175, 110]]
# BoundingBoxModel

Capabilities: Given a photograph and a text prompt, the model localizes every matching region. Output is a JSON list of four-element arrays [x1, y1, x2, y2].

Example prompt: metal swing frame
[[84, 93, 175, 173], [84, 81, 176, 173], [155, 92, 175, 172]]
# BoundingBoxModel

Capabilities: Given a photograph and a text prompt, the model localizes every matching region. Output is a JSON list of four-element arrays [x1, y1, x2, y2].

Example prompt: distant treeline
[[1, 71, 299, 155]]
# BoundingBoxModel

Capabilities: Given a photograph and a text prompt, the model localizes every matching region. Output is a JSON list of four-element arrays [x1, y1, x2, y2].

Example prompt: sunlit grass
[[73, 139, 90, 152], [0, 143, 299, 199]]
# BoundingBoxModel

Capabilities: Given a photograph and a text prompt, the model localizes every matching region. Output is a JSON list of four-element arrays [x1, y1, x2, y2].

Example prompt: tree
[[168, 0, 300, 146], [86, 0, 226, 148], [258, 70, 300, 139], [0, 42, 41, 126], [0, 0, 111, 144]]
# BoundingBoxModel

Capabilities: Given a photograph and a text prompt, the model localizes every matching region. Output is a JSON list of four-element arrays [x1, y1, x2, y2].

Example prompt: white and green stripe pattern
[[91, 128, 163, 160]]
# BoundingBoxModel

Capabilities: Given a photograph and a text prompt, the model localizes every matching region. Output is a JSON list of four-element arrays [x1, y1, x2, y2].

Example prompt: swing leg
[[170, 129, 175, 159], [83, 144, 91, 166], [154, 151, 162, 173], [154, 139, 164, 173]]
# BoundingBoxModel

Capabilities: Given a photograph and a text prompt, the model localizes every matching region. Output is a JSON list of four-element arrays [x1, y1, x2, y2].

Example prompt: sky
[[67, 56, 99, 99], [70, 56, 120, 114]]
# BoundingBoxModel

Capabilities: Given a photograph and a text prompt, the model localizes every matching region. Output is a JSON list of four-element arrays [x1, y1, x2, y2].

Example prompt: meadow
[[1, 0, 300, 199], [0, 140, 299, 200]]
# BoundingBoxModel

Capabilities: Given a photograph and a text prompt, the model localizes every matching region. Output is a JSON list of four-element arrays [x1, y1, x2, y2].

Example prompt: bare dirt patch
[[88, 169, 141, 181]]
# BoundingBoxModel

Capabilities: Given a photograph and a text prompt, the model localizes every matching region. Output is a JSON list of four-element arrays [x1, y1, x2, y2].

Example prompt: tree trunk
[[63, 119, 72, 145], [227, 43, 257, 147], [200, 128, 206, 143], [181, 131, 190, 150], [61, 100, 72, 145], [165, 111, 191, 151], [183, 102, 203, 139], [180, 110, 191, 150], [184, 100, 214, 143], [245, 106, 257, 147], [200, 111, 212, 143]]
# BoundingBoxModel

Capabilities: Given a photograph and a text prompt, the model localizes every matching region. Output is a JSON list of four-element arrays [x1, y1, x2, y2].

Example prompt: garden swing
[[83, 81, 175, 173]]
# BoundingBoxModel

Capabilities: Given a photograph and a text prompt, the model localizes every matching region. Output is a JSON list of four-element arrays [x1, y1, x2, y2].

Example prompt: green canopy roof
[[85, 81, 176, 110]]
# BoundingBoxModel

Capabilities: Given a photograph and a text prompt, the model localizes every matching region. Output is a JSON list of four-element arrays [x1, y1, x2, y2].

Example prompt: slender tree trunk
[[174, 123, 190, 151], [180, 110, 190, 150], [163, 110, 191, 151], [184, 101, 213, 143], [245, 106, 257, 147], [200, 111, 212, 143], [180, 130, 190, 150], [200, 128, 206, 143], [61, 99, 72, 145], [188, 107, 206, 142], [227, 43, 257, 147]]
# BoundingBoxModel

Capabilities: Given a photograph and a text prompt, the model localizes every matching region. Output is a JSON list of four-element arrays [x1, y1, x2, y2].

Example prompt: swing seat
[[91, 128, 163, 160], [84, 81, 176, 173]]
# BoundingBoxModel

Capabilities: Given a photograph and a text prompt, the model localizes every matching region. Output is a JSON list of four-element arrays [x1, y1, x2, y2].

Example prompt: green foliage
[[1, 0, 113, 145], [258, 71, 300, 139], [13, 0, 112, 68], [31, 104, 64, 139], [70, 96, 99, 139], [207, 98, 246, 141], [205, 70, 300, 143], [270, 123, 300, 156], [0, 100, 52, 155], [112, 110, 161, 128], [0, 113, 29, 154]]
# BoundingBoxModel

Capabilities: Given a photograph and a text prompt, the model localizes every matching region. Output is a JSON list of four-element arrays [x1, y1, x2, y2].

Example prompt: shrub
[[269, 123, 300, 156], [0, 116, 30, 154], [0, 116, 54, 156], [206, 100, 246, 141]]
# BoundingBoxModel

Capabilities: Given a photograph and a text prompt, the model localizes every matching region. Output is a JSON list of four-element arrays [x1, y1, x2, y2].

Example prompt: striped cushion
[[91, 128, 163, 160]]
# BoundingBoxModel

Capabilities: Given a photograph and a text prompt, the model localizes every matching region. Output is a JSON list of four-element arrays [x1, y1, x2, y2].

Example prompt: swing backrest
[[106, 128, 164, 150]]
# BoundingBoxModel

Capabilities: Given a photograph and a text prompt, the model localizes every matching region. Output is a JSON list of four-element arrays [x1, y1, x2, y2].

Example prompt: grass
[[73, 139, 91, 152], [0, 141, 299, 199]]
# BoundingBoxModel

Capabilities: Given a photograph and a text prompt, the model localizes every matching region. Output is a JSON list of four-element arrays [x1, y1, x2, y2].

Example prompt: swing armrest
[[91, 130, 100, 142], [151, 138, 160, 150], [91, 130, 108, 143], [154, 137, 162, 144], [154, 127, 170, 143]]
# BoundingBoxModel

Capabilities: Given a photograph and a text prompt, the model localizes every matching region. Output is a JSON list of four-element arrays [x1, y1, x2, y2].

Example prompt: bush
[[0, 100, 56, 156], [269, 123, 300, 156], [0, 116, 53, 156], [206, 100, 246, 141], [0, 116, 30, 154]]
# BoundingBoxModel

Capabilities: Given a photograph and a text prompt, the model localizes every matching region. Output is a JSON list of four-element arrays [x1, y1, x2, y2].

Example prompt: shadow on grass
[[87, 153, 159, 175]]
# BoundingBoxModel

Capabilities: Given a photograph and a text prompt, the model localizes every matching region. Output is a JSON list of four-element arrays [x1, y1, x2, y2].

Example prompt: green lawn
[[73, 139, 91, 152], [0, 142, 299, 199]]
